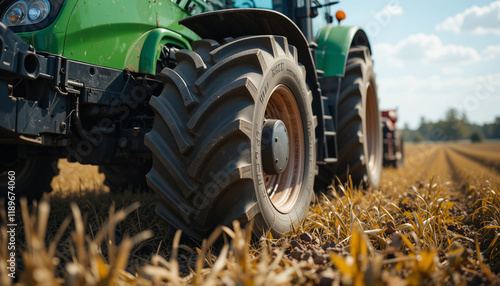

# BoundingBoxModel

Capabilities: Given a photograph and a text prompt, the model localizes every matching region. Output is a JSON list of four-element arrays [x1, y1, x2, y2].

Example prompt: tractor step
[[321, 95, 338, 160], [325, 131, 336, 137], [323, 158, 338, 163]]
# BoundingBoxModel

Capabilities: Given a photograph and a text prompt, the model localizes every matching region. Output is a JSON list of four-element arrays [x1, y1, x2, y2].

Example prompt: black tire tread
[[315, 45, 381, 190], [146, 36, 310, 239], [336, 46, 380, 188]]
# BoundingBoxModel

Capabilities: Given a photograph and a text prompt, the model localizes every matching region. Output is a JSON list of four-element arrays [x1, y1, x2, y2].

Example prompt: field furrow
[[443, 146, 500, 191], [457, 143, 500, 152], [449, 144, 500, 173], [2, 143, 499, 285], [381, 144, 453, 189]]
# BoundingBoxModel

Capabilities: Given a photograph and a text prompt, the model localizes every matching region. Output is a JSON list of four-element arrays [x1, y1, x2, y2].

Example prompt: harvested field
[[1, 143, 499, 285]]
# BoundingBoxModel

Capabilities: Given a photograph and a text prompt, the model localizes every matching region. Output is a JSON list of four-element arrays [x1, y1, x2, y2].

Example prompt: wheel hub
[[261, 119, 289, 175]]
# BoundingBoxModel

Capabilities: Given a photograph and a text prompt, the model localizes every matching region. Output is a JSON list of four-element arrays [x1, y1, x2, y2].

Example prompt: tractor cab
[[232, 0, 340, 42]]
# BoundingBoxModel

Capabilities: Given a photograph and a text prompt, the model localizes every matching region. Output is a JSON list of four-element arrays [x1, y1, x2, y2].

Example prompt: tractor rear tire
[[335, 46, 382, 188], [145, 36, 316, 240], [0, 145, 59, 201]]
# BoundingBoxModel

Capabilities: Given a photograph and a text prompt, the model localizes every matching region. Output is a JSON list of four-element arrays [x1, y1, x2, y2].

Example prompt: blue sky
[[322, 0, 500, 128]]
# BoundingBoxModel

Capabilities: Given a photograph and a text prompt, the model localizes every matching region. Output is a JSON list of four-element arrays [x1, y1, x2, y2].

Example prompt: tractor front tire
[[0, 145, 59, 201], [335, 46, 382, 188], [145, 36, 316, 240]]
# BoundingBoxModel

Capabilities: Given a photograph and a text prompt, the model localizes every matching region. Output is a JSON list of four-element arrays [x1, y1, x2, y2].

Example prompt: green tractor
[[0, 0, 382, 239]]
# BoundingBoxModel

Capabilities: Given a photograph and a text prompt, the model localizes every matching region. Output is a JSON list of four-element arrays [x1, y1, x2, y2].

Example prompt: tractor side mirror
[[311, 7, 319, 18], [326, 13, 333, 23]]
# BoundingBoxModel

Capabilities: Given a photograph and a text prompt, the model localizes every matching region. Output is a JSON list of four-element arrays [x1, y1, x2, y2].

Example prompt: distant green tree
[[470, 131, 485, 142], [410, 112, 499, 141], [418, 116, 432, 140], [457, 112, 470, 139], [484, 124, 494, 138], [492, 117, 500, 138], [443, 108, 469, 141], [413, 131, 424, 143], [445, 108, 459, 121], [402, 122, 413, 142], [432, 120, 449, 141]]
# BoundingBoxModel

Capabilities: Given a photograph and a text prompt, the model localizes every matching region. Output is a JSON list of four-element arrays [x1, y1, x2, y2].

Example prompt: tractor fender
[[125, 29, 192, 74], [179, 9, 321, 101], [316, 25, 371, 77]]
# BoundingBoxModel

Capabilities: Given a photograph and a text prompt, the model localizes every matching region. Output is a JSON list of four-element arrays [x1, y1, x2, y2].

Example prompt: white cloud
[[363, 5, 403, 37], [375, 5, 403, 19], [379, 75, 476, 95], [436, 1, 500, 35], [373, 34, 481, 68], [441, 67, 462, 75], [483, 45, 500, 60]]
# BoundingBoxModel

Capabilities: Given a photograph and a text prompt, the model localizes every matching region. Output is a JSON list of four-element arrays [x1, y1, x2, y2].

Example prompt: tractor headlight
[[28, 0, 49, 22], [2, 0, 51, 27], [4, 2, 26, 26]]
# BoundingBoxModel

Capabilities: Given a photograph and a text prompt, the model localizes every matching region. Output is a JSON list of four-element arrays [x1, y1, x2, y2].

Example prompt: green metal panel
[[14, 0, 205, 73], [15, 0, 78, 55], [137, 28, 192, 74], [316, 24, 366, 77]]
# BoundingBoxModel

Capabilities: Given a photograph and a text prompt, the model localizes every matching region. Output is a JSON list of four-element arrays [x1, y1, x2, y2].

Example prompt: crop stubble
[[1, 143, 499, 285]]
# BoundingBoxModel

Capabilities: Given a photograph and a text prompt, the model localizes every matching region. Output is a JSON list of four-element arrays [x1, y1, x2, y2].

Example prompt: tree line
[[403, 108, 500, 143]]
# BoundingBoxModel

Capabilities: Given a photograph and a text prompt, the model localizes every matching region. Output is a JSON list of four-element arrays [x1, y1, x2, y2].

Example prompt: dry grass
[[1, 143, 500, 285]]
